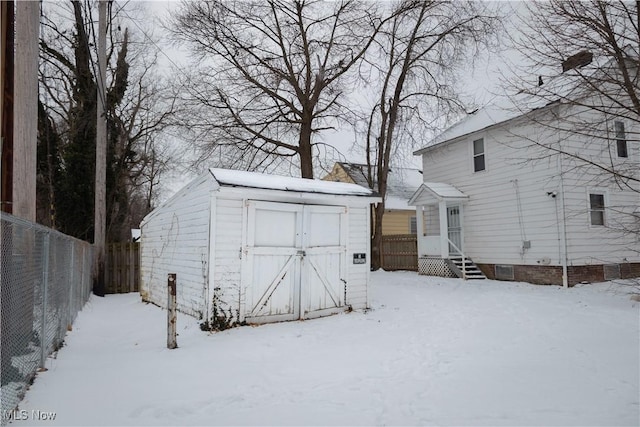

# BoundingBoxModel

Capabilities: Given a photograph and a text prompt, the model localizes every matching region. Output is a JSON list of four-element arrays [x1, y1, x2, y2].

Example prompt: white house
[[410, 69, 639, 286], [140, 168, 380, 328]]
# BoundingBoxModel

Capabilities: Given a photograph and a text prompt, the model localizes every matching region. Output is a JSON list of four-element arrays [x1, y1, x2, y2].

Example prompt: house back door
[[447, 205, 462, 255]]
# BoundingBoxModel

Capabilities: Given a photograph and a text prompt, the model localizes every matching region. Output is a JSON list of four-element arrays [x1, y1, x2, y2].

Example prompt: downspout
[[557, 140, 569, 288]]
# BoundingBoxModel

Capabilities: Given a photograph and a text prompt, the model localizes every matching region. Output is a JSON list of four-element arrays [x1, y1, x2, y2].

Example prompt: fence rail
[[105, 242, 139, 294], [1, 212, 93, 423], [381, 234, 418, 271]]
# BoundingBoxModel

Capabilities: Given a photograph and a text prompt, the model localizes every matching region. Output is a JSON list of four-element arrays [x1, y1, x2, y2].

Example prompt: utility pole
[[0, 2, 13, 215], [12, 0, 38, 221], [94, 0, 107, 296]]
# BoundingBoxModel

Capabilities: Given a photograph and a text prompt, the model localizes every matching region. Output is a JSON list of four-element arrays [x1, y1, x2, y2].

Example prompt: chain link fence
[[1, 212, 93, 423]]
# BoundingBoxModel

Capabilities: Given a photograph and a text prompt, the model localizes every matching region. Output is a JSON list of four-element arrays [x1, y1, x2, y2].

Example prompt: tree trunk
[[371, 201, 385, 270], [298, 117, 314, 179]]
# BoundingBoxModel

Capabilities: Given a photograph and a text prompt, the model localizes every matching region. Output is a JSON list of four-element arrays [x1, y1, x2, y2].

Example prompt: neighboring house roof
[[210, 168, 373, 196], [327, 162, 423, 210], [336, 162, 371, 188]]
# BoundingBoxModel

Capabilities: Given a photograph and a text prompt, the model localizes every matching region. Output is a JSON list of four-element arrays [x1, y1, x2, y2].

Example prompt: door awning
[[408, 182, 468, 206]]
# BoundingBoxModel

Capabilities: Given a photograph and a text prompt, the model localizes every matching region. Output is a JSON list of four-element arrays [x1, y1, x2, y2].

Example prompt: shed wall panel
[[347, 207, 369, 309], [140, 177, 211, 318], [211, 197, 244, 323]]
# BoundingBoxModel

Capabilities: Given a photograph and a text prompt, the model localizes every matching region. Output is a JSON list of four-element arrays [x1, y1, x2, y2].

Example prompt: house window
[[615, 121, 627, 158], [589, 193, 605, 226], [495, 265, 515, 280], [410, 216, 417, 234], [473, 138, 485, 172]]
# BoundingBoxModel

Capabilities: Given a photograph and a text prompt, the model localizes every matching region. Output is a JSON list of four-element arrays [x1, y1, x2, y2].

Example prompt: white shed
[[140, 168, 380, 328]]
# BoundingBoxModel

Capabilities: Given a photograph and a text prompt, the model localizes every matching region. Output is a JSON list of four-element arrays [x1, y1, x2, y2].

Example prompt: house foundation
[[476, 263, 640, 286]]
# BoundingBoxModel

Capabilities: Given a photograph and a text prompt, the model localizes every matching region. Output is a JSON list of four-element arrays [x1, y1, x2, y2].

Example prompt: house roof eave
[[408, 183, 469, 206], [413, 98, 565, 157]]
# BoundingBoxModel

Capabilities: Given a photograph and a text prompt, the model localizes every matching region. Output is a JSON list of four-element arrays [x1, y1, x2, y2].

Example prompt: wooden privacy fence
[[106, 242, 140, 293], [381, 234, 418, 271]]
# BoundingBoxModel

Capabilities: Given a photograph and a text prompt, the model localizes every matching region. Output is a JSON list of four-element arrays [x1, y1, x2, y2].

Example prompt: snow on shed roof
[[210, 168, 374, 196]]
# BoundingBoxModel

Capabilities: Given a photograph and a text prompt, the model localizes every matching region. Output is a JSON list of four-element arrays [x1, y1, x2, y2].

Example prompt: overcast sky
[[137, 0, 528, 197]]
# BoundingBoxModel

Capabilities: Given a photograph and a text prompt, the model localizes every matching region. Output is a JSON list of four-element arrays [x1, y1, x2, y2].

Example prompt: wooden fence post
[[167, 273, 177, 349]]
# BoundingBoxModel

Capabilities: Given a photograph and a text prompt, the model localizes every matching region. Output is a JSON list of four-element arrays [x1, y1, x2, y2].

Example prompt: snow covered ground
[[10, 271, 640, 426]]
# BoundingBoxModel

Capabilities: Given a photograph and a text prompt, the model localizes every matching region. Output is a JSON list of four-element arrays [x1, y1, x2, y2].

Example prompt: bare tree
[[361, 0, 500, 269], [38, 1, 176, 241], [505, 0, 639, 184], [170, 0, 398, 178], [501, 0, 639, 283], [105, 42, 178, 241]]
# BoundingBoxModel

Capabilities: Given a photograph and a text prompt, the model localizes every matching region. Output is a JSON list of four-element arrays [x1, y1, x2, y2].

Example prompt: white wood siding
[[557, 105, 640, 265], [211, 196, 244, 323], [347, 206, 369, 309], [421, 104, 640, 266], [140, 176, 212, 318], [421, 118, 563, 266], [141, 171, 377, 326]]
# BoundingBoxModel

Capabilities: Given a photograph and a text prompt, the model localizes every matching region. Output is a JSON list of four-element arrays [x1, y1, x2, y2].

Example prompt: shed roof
[[142, 168, 378, 227], [210, 168, 374, 196]]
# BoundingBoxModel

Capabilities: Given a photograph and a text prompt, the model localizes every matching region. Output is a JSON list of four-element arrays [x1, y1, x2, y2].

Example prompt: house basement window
[[589, 193, 605, 226], [473, 138, 485, 172], [615, 121, 627, 158], [495, 265, 514, 280], [604, 264, 621, 280]]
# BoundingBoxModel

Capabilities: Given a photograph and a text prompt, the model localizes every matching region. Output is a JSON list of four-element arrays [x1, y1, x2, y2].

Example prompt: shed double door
[[243, 201, 347, 323]]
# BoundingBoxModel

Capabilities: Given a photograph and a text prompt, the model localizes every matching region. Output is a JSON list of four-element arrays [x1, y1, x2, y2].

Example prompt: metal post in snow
[[167, 273, 177, 349], [463, 255, 467, 280]]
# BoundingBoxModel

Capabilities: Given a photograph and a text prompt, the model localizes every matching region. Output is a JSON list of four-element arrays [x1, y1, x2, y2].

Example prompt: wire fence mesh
[[1, 212, 93, 424]]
